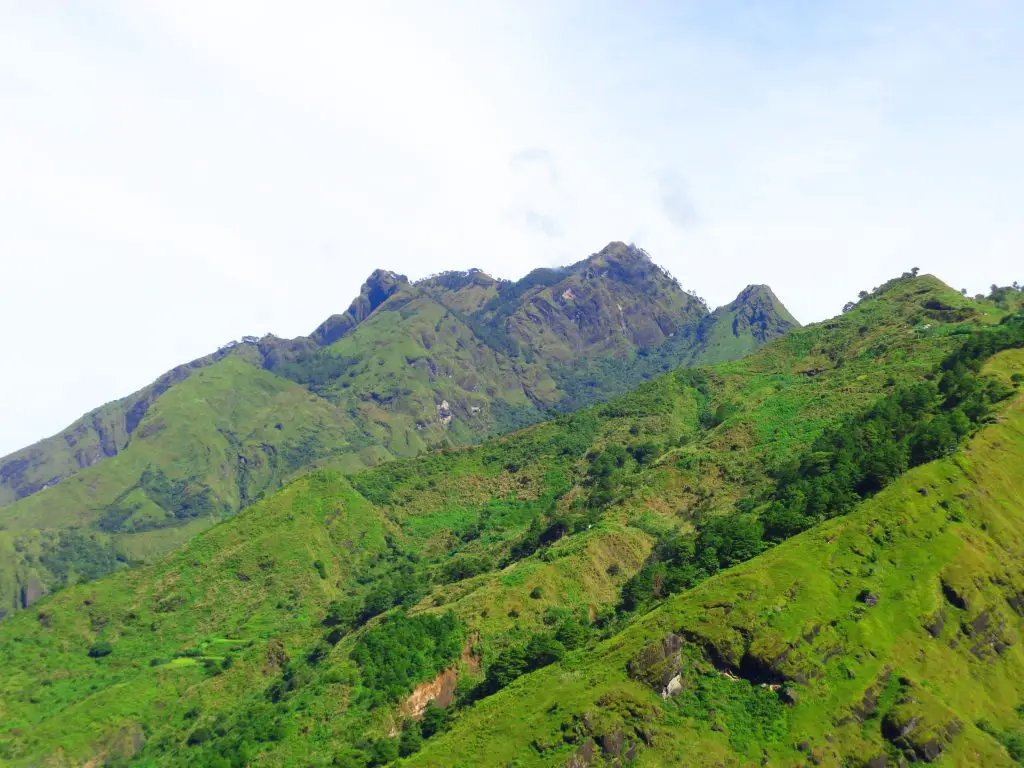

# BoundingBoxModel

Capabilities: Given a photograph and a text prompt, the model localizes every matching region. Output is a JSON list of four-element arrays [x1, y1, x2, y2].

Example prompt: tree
[[187, 727, 213, 746], [554, 619, 589, 650], [485, 644, 530, 691], [323, 598, 361, 630], [911, 267, 920, 277], [525, 633, 566, 668], [842, 302, 856, 313], [858, 290, 869, 300], [367, 738, 399, 766], [696, 514, 765, 569], [307, 642, 331, 665], [398, 722, 423, 757], [420, 701, 448, 738]]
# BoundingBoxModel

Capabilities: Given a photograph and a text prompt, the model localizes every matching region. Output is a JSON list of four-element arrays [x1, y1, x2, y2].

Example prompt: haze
[[1, 1, 1022, 456]]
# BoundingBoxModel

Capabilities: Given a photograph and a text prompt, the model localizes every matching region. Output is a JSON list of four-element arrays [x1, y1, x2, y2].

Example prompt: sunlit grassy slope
[[0, 274, 1021, 767], [411, 349, 1024, 767]]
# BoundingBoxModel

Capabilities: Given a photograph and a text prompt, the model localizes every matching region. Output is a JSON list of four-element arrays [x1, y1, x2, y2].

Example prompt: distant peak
[[730, 284, 777, 304], [362, 268, 408, 291], [588, 241, 652, 263], [719, 284, 800, 328], [415, 268, 496, 291]]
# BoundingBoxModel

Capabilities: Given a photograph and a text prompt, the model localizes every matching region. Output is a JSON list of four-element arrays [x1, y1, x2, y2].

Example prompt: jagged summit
[[0, 241, 802, 617], [574, 241, 656, 273], [310, 269, 408, 346], [723, 284, 800, 328]]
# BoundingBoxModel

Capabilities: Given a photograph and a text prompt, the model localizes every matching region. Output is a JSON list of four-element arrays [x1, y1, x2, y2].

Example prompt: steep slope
[[0, 243, 798, 616], [0, 272, 1017, 767], [412, 348, 1024, 767], [699, 284, 800, 364]]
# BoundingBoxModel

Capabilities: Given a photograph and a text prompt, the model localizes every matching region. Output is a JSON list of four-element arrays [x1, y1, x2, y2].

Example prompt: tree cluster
[[621, 314, 1024, 613]]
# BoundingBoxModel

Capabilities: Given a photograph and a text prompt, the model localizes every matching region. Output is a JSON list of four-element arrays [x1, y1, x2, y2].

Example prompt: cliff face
[[310, 269, 409, 346]]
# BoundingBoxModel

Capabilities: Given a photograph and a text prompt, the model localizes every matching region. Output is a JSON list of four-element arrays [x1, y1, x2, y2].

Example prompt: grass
[[0, 247, 801, 617], [0, 274, 1021, 766]]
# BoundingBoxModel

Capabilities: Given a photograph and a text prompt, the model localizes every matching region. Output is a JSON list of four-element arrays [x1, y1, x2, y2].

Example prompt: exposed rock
[[940, 578, 969, 611], [311, 269, 408, 346], [401, 667, 458, 718], [564, 738, 596, 767], [960, 607, 1014, 659], [19, 578, 47, 609], [627, 632, 684, 692], [858, 590, 880, 607], [852, 668, 892, 723], [662, 674, 684, 699], [881, 689, 963, 763], [437, 400, 452, 427], [923, 610, 946, 638], [263, 639, 290, 675]]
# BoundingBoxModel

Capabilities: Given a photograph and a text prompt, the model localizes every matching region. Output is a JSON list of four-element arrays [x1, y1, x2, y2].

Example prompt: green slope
[[412, 348, 1024, 767], [0, 243, 800, 616], [1, 273, 1021, 767]]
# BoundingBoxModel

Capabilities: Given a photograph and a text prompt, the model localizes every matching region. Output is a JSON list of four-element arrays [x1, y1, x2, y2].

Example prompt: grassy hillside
[[0, 243, 799, 617], [412, 346, 1024, 767], [1, 273, 1022, 766]]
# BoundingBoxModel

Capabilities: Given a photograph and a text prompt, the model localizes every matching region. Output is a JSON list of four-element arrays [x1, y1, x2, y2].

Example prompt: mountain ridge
[[0, 271, 1020, 766], [0, 242, 799, 616]]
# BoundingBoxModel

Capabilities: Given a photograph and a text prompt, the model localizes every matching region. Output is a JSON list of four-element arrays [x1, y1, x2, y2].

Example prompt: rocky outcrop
[[626, 632, 685, 694], [311, 269, 408, 346], [555, 691, 656, 767], [881, 688, 963, 763], [706, 284, 799, 344], [400, 634, 478, 719], [400, 668, 458, 719]]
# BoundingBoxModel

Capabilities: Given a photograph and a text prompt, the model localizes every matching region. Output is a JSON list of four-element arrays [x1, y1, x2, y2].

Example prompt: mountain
[[1, 272, 1022, 767], [0, 242, 799, 616]]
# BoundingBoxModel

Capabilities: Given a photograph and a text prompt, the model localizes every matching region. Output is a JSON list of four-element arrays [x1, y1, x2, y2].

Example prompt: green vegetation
[[352, 612, 465, 704], [0, 242, 797, 616], [2, 271, 1024, 767]]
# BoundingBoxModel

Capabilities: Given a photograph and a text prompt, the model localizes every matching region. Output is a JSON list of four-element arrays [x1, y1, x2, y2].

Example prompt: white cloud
[[0, 1, 1022, 455]]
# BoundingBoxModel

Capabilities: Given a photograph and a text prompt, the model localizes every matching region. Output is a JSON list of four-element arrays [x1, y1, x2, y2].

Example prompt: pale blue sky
[[1, 1, 1022, 455]]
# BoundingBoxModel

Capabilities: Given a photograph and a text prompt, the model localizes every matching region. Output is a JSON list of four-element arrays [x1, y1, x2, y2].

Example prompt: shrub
[[323, 598, 361, 630], [440, 555, 491, 583], [187, 727, 213, 746], [87, 640, 113, 658], [420, 701, 449, 738], [398, 722, 423, 757]]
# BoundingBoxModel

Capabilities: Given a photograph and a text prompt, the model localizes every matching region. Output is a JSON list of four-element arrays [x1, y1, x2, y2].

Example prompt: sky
[[1, 1, 1023, 456]]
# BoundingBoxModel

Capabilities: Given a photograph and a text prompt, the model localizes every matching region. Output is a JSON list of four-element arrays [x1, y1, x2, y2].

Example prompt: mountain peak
[[360, 268, 408, 306], [725, 284, 800, 327], [584, 241, 652, 266], [569, 242, 664, 290], [415, 268, 497, 292], [310, 269, 408, 346]]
